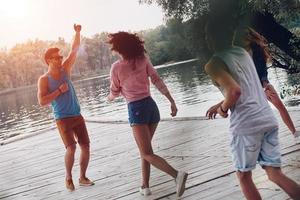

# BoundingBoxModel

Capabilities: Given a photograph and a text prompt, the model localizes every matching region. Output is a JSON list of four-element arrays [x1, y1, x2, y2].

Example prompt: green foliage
[[139, 0, 209, 19], [280, 72, 300, 100], [140, 0, 300, 22], [141, 0, 300, 96], [142, 18, 194, 65]]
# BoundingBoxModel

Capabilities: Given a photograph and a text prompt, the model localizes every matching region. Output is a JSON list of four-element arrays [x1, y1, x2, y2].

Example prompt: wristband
[[220, 105, 228, 113]]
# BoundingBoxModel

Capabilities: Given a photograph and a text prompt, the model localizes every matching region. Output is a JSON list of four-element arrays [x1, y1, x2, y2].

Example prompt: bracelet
[[220, 105, 228, 113]]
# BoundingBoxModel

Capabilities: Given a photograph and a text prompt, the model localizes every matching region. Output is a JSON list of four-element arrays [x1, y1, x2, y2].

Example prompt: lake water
[[0, 60, 299, 143]]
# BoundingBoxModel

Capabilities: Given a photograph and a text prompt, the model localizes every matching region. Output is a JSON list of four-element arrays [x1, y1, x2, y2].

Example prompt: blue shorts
[[127, 96, 160, 126], [230, 128, 281, 172]]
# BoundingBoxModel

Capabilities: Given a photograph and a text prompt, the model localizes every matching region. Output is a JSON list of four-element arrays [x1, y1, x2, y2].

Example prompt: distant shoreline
[[0, 58, 198, 96]]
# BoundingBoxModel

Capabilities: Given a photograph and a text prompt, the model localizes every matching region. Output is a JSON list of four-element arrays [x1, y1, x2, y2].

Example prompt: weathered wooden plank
[[0, 110, 299, 199]]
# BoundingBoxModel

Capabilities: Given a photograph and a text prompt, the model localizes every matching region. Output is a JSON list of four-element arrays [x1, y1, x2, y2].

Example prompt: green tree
[[142, 19, 194, 65], [140, 0, 300, 62]]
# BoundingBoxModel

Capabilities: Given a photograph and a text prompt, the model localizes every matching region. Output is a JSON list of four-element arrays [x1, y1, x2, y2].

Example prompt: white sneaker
[[139, 187, 151, 196], [294, 130, 300, 144], [175, 171, 188, 197]]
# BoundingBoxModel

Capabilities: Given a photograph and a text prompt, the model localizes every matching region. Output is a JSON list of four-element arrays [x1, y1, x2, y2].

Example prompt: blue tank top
[[47, 70, 81, 119]]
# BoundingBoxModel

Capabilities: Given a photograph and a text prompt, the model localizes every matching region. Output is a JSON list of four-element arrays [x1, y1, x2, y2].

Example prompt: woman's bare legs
[[132, 124, 178, 187], [139, 123, 158, 188]]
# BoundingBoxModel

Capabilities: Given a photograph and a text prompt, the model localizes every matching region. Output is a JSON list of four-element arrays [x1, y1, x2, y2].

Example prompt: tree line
[[0, 19, 197, 91], [0, 0, 299, 91]]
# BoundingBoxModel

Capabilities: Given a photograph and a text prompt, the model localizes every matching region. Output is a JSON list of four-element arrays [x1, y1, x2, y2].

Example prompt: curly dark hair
[[108, 32, 146, 60]]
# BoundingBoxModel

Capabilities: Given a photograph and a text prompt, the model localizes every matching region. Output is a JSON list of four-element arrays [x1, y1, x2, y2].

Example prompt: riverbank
[[0, 59, 199, 96], [0, 109, 299, 199], [0, 68, 110, 96]]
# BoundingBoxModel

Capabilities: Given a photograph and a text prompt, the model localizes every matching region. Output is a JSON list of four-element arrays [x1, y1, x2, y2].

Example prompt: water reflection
[[0, 61, 299, 142]]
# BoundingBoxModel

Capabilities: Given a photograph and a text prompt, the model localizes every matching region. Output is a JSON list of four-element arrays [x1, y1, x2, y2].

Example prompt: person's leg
[[79, 143, 90, 179], [264, 166, 300, 199], [265, 85, 296, 133], [56, 118, 78, 191], [65, 143, 76, 180], [132, 124, 178, 179], [73, 116, 94, 185], [259, 128, 300, 199], [230, 134, 263, 199], [140, 123, 158, 188], [236, 171, 262, 200]]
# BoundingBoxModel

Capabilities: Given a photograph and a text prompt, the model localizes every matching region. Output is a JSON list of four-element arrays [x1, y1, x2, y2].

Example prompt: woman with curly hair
[[106, 32, 188, 197], [235, 27, 300, 143]]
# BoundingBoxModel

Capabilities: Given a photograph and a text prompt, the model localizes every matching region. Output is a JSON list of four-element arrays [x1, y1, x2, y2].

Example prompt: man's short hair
[[44, 47, 60, 65]]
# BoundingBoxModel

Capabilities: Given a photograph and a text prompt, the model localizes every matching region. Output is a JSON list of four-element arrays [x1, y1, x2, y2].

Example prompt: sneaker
[[66, 179, 75, 191], [139, 187, 151, 196], [175, 171, 188, 197], [294, 130, 300, 144], [79, 177, 95, 186]]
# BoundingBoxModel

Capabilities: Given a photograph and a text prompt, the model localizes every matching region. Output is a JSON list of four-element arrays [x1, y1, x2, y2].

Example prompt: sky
[[0, 0, 165, 49]]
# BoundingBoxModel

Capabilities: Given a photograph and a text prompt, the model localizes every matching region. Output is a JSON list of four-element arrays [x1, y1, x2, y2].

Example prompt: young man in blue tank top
[[37, 24, 94, 191], [204, 18, 300, 200]]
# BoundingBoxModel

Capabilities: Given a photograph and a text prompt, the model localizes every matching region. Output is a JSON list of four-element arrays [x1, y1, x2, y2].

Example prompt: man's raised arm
[[63, 24, 81, 76]]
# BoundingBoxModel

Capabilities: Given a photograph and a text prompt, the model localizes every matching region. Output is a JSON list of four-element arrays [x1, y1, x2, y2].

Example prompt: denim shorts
[[230, 128, 281, 172], [127, 96, 160, 126]]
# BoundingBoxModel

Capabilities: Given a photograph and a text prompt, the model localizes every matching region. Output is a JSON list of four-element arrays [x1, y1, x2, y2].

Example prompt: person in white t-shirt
[[205, 18, 300, 200]]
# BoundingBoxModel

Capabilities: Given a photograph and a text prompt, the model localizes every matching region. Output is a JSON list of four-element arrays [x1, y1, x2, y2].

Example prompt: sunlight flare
[[0, 0, 29, 19]]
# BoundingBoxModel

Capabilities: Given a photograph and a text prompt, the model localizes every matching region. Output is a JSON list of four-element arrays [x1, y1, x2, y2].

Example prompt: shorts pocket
[[265, 130, 279, 147], [130, 103, 144, 116], [56, 120, 68, 133], [243, 136, 260, 152]]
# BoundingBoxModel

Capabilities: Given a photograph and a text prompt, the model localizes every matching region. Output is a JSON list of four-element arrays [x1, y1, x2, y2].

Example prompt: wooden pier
[[0, 109, 299, 200]]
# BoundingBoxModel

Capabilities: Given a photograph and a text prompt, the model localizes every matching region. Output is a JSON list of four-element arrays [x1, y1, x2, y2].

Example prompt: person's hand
[[264, 83, 275, 92], [59, 82, 69, 93], [264, 83, 278, 102], [74, 24, 81, 32], [265, 89, 276, 101], [206, 104, 219, 119], [106, 94, 114, 102], [217, 106, 228, 118], [170, 102, 178, 117], [294, 131, 300, 144]]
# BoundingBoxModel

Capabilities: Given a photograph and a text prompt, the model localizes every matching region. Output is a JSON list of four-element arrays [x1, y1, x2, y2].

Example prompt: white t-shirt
[[214, 46, 278, 135]]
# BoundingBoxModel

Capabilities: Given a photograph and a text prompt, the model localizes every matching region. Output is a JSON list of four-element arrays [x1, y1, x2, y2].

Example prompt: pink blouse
[[108, 56, 169, 103]]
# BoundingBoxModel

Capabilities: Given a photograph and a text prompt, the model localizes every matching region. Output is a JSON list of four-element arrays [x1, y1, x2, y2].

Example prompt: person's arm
[[62, 24, 81, 77], [163, 91, 178, 117], [146, 58, 170, 95], [107, 64, 121, 101], [205, 57, 241, 118], [146, 58, 177, 116], [37, 76, 69, 106], [206, 100, 224, 119], [252, 45, 269, 87]]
